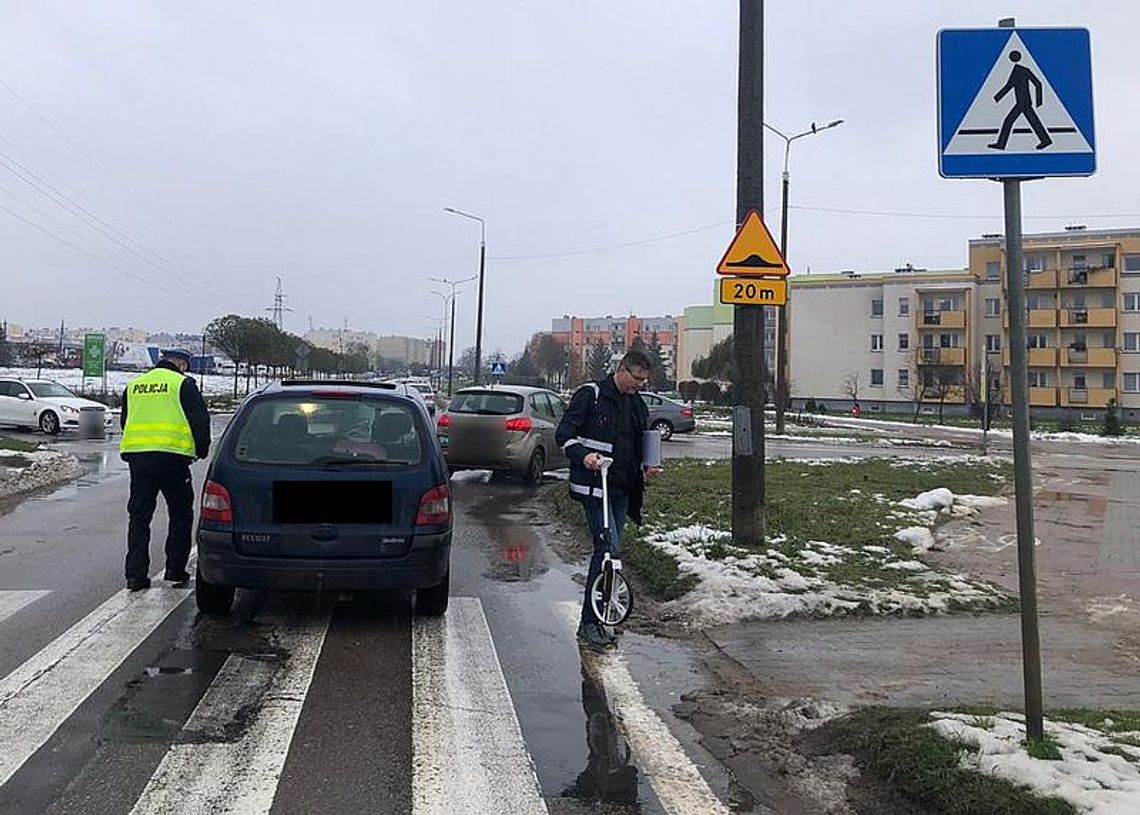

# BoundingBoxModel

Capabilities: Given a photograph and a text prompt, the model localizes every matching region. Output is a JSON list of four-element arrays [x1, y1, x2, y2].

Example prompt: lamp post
[[444, 207, 486, 384], [431, 274, 478, 396], [424, 315, 444, 389], [765, 118, 844, 434]]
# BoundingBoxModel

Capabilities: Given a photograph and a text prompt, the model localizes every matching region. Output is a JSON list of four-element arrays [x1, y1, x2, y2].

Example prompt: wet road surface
[[0, 426, 738, 815]]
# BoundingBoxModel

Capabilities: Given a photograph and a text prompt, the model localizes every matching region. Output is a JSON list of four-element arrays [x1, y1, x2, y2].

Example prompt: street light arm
[[444, 207, 485, 243]]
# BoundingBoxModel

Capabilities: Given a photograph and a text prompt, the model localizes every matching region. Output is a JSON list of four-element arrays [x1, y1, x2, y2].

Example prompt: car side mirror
[[17, 392, 32, 400]]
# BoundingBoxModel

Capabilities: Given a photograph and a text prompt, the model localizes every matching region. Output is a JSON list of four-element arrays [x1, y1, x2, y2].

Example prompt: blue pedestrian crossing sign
[[489, 360, 508, 377], [938, 27, 1095, 179]]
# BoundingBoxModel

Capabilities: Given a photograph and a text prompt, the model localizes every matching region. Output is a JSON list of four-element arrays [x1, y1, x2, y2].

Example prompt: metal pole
[[731, 0, 766, 546], [448, 294, 457, 396], [776, 164, 790, 434], [474, 237, 486, 385], [1004, 176, 1045, 742]]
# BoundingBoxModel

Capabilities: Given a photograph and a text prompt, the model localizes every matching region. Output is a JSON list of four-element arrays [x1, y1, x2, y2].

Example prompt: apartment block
[[550, 314, 679, 377], [785, 227, 1140, 418]]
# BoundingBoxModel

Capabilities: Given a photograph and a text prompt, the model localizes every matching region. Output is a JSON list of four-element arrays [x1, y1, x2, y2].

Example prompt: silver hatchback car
[[436, 386, 568, 485]]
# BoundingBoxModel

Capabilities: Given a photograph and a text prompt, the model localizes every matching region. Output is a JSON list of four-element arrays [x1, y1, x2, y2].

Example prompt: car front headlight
[[60, 405, 79, 414]]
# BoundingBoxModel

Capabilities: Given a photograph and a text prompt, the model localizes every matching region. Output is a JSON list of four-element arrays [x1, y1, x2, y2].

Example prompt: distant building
[[550, 314, 679, 378], [375, 335, 437, 367]]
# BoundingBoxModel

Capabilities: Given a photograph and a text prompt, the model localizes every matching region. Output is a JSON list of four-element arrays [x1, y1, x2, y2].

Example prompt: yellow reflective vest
[[120, 367, 196, 457]]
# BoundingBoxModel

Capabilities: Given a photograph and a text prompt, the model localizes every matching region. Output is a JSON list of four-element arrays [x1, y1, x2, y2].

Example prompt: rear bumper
[[444, 444, 532, 473], [196, 528, 451, 591]]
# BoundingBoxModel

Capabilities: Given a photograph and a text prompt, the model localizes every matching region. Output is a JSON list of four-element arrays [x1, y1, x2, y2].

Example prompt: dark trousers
[[125, 455, 195, 580], [580, 491, 629, 626]]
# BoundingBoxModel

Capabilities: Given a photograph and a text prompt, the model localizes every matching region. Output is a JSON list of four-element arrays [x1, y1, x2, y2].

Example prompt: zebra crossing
[[0, 584, 728, 814]]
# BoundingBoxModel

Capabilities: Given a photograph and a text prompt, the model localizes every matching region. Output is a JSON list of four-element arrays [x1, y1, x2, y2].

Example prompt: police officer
[[119, 349, 211, 591]]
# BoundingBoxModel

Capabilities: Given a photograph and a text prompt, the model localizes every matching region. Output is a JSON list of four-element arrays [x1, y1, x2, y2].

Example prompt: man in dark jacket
[[119, 349, 211, 590], [556, 350, 658, 649]]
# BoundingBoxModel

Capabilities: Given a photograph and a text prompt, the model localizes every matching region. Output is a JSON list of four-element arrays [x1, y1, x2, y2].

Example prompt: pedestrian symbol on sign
[[490, 360, 508, 378], [988, 50, 1051, 151]]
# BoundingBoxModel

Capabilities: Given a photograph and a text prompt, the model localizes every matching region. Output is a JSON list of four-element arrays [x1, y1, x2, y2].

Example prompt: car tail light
[[437, 413, 451, 430], [505, 416, 532, 432], [201, 480, 233, 524], [681, 407, 694, 418], [416, 484, 451, 526]]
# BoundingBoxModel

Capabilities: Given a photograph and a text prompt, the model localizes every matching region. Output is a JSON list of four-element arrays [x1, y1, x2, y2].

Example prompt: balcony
[[919, 310, 966, 329], [1005, 269, 1059, 290], [1059, 307, 1116, 328], [1061, 266, 1117, 288], [1002, 309, 1057, 328], [1029, 387, 1058, 407], [1061, 346, 1116, 367], [1002, 347, 1057, 367], [1061, 387, 1117, 408], [919, 347, 966, 366]]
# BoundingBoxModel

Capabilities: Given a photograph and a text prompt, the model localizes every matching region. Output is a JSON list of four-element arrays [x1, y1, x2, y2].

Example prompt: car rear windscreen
[[233, 396, 424, 466], [449, 391, 523, 416]]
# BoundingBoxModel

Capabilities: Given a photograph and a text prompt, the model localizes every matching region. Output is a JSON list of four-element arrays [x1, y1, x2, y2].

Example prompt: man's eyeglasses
[[622, 367, 649, 384]]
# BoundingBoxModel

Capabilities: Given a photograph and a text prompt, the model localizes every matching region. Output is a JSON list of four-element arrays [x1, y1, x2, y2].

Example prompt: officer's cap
[[161, 348, 193, 363]]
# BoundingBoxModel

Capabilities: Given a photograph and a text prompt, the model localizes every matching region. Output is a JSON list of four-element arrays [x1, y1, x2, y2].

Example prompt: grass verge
[[816, 708, 1077, 815], [0, 436, 37, 453]]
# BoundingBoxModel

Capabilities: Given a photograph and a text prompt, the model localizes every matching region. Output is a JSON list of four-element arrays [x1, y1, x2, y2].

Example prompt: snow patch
[[895, 527, 936, 554]]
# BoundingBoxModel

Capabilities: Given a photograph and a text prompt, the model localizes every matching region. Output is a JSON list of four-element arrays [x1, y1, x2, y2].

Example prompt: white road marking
[[413, 597, 548, 815], [0, 571, 192, 787], [556, 602, 731, 815], [0, 590, 49, 625], [130, 605, 330, 815]]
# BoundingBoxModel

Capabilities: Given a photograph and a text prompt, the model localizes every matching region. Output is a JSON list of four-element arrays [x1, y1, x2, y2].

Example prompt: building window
[[939, 333, 960, 348], [985, 298, 1000, 317], [1124, 254, 1140, 274], [1025, 254, 1047, 271], [1102, 252, 1116, 269], [870, 368, 883, 387], [1028, 333, 1049, 349], [985, 261, 1001, 281], [1126, 333, 1140, 353], [871, 334, 883, 352], [1028, 370, 1051, 388], [1126, 373, 1140, 393], [898, 369, 909, 388], [898, 332, 909, 351], [1100, 291, 1115, 308], [1072, 254, 1087, 271], [1026, 292, 1054, 310], [871, 298, 883, 318], [986, 334, 1001, 352], [898, 296, 910, 316], [1073, 373, 1088, 390], [1103, 332, 1116, 349], [1103, 372, 1117, 390]]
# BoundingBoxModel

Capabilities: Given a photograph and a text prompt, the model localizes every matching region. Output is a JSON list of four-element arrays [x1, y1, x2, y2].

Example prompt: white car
[[0, 378, 113, 435], [386, 379, 436, 416]]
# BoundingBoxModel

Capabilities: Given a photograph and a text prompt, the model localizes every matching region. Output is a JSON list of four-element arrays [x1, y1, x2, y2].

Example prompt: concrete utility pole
[[732, 0, 766, 546]]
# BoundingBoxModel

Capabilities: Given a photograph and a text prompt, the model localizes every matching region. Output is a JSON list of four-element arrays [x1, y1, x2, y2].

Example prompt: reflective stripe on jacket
[[120, 367, 196, 457]]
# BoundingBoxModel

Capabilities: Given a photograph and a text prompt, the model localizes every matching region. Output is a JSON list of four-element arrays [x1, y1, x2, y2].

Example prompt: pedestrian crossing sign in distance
[[715, 209, 789, 277], [938, 27, 1095, 178]]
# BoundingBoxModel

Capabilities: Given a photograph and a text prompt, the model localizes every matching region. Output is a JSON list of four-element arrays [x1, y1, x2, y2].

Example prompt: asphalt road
[[0, 424, 731, 815]]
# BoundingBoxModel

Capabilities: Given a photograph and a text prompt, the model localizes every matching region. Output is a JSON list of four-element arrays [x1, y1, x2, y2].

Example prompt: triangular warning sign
[[945, 32, 1092, 156], [716, 209, 789, 277]]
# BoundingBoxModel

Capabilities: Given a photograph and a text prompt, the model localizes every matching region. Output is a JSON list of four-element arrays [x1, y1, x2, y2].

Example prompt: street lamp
[[764, 118, 844, 434], [424, 315, 445, 388], [431, 274, 478, 396], [444, 207, 487, 385]]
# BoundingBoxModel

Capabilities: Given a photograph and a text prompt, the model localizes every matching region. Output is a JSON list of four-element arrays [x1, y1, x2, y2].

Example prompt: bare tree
[[840, 370, 861, 406]]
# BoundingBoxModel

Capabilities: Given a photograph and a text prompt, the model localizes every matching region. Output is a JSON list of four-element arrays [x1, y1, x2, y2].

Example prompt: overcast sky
[[1, 1, 1137, 355]]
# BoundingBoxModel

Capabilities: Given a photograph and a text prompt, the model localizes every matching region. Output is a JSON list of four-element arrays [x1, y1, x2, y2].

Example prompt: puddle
[[558, 665, 641, 807]]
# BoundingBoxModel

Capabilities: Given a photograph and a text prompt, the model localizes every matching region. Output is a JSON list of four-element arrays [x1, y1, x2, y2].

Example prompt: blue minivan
[[195, 380, 451, 616]]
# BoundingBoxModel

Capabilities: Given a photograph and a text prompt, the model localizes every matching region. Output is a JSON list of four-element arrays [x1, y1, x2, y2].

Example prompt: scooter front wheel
[[589, 568, 633, 626]]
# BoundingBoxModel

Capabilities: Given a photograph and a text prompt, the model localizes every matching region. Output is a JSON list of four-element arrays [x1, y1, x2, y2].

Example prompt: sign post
[[938, 19, 1095, 743], [82, 334, 105, 395]]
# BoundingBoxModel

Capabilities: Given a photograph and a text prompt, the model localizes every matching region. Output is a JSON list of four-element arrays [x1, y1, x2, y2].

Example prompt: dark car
[[642, 393, 696, 440], [195, 380, 451, 616], [436, 385, 567, 485]]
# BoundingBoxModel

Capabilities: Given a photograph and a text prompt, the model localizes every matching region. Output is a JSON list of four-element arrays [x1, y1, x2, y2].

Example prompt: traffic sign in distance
[[938, 27, 1095, 178], [716, 209, 790, 277], [489, 360, 508, 377], [719, 277, 787, 306]]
